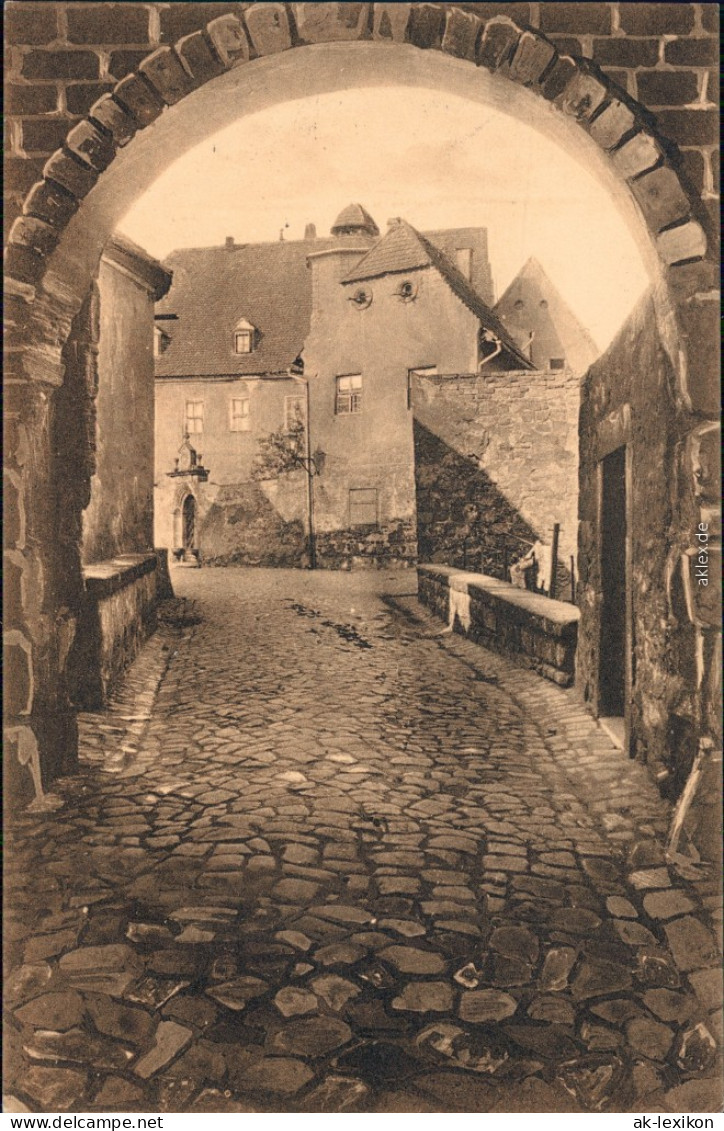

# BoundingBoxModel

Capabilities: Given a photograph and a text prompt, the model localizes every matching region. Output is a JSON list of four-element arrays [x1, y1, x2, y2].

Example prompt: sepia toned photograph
[[3, 1, 722, 1118]]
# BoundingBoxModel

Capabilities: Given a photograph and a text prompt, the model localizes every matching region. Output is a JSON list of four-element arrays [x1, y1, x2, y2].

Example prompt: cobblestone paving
[[5, 568, 723, 1114]]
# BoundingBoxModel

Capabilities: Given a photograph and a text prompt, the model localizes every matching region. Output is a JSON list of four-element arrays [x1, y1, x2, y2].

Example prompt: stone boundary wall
[[412, 368, 579, 575], [315, 519, 418, 570], [418, 563, 579, 685], [70, 552, 158, 709]]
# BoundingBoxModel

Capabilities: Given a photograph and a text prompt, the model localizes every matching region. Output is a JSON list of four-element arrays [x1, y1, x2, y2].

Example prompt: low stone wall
[[70, 553, 158, 709], [418, 564, 579, 686]]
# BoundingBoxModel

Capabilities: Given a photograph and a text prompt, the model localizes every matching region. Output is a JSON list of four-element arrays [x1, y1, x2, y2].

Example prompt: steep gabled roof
[[343, 221, 531, 368], [341, 220, 433, 281], [494, 257, 600, 373], [154, 236, 339, 377]]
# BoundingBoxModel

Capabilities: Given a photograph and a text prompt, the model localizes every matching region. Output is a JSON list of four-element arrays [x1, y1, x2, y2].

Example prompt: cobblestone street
[[5, 568, 722, 1114]]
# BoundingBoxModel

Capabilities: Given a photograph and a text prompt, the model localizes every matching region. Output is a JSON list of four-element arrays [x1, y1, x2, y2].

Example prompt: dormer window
[[154, 326, 170, 356], [234, 318, 256, 354]]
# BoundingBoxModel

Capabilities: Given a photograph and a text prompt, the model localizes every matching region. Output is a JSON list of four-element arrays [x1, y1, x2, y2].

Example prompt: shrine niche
[[167, 433, 209, 482]]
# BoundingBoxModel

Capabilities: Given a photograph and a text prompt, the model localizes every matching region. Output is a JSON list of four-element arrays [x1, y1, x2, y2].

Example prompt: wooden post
[[549, 523, 560, 599], [570, 554, 576, 604]]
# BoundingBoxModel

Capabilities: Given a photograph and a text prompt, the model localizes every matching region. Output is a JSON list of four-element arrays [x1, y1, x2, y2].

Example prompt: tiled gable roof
[[343, 221, 531, 368], [154, 237, 338, 378], [341, 220, 431, 281]]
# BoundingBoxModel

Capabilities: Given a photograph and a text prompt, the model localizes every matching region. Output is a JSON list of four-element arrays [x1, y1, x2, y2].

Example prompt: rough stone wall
[[70, 556, 158, 709], [82, 253, 156, 563], [4, 3, 718, 244], [66, 242, 168, 714], [315, 520, 418, 571], [198, 480, 308, 567], [412, 369, 579, 583], [577, 291, 721, 841]]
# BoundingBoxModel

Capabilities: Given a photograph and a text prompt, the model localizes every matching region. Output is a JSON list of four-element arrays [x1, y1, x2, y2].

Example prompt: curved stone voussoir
[[88, 95, 139, 148], [138, 47, 197, 106], [9, 15, 708, 318], [64, 120, 116, 174], [476, 16, 521, 72], [630, 165, 693, 234], [8, 215, 61, 260], [372, 3, 412, 43], [441, 6, 483, 61], [112, 73, 166, 128], [508, 29, 557, 87], [43, 150, 99, 200], [656, 219, 708, 267], [244, 4, 293, 57], [293, 3, 372, 45], [554, 66, 608, 122], [22, 180, 80, 230], [205, 13, 252, 68]]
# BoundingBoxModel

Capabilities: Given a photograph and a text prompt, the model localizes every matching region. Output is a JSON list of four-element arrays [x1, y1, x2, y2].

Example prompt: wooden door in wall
[[599, 445, 629, 743], [182, 494, 196, 553]]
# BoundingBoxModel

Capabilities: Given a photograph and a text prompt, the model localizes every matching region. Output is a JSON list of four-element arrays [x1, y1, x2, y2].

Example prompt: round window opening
[[351, 287, 372, 309], [398, 280, 417, 302], [514, 299, 525, 310]]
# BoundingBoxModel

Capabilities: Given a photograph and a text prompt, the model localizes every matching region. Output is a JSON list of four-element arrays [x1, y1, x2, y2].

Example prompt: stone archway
[[4, 3, 718, 806]]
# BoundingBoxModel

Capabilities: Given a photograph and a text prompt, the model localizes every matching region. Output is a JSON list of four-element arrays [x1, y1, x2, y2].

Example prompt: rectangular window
[[235, 329, 252, 354], [549, 357, 566, 370], [336, 373, 362, 415], [229, 397, 250, 431], [185, 401, 204, 435], [349, 488, 378, 526], [284, 394, 306, 431]]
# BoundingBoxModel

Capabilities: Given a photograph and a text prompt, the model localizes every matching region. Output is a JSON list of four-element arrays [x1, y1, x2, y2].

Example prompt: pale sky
[[119, 87, 650, 352]]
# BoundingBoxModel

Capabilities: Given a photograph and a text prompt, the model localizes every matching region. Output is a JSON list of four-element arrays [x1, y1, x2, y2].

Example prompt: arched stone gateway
[[4, 4, 720, 821]]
